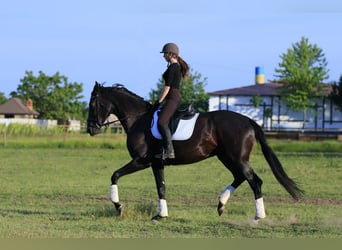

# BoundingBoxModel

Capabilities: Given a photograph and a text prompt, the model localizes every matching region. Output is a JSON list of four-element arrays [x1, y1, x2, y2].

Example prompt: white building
[[208, 82, 342, 132], [0, 98, 81, 130]]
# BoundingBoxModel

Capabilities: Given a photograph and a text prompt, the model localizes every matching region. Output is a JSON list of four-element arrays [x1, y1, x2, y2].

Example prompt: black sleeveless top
[[162, 63, 181, 89]]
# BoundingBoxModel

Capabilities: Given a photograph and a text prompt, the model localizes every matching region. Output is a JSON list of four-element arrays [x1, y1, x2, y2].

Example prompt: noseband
[[87, 93, 127, 129], [87, 88, 151, 131], [87, 93, 106, 129]]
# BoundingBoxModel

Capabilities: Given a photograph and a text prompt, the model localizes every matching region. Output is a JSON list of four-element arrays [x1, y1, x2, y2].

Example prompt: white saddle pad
[[151, 110, 199, 141]]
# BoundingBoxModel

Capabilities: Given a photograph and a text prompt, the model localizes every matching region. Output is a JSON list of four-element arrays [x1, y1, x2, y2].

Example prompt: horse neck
[[108, 89, 149, 132]]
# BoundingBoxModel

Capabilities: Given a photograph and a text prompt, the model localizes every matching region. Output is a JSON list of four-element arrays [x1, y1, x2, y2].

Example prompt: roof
[[208, 82, 332, 96], [0, 98, 39, 115]]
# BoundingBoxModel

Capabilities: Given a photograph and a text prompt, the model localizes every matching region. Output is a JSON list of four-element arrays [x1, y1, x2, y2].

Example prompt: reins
[[101, 117, 126, 127], [89, 84, 152, 129], [100, 111, 150, 128]]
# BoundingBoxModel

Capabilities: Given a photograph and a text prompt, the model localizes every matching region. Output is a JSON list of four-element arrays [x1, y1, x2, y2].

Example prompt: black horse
[[87, 82, 303, 221]]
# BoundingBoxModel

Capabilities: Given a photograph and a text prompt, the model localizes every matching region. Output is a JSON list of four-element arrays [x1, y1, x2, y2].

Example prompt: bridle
[[89, 116, 124, 128], [101, 117, 127, 128], [87, 92, 149, 129], [87, 92, 113, 129]]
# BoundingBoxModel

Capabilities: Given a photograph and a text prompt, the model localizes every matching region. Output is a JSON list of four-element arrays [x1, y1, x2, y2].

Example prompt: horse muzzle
[[87, 120, 101, 136]]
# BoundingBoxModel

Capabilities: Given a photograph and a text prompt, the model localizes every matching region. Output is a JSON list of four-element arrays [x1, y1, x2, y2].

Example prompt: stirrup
[[154, 153, 163, 159], [154, 148, 175, 159], [164, 151, 175, 159]]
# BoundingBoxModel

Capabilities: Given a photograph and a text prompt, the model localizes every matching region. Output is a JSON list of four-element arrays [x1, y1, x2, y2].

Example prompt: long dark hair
[[178, 56, 189, 80]]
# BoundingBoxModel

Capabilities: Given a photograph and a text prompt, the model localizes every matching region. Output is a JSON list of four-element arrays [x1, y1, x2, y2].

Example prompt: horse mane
[[110, 83, 148, 104]]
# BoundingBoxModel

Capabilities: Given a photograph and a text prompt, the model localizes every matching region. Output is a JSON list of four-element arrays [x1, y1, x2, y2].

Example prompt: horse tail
[[249, 118, 304, 200]]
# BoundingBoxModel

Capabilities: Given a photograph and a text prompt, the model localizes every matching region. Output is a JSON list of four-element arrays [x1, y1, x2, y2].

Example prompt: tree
[[149, 69, 209, 112], [274, 37, 329, 129], [11, 71, 87, 124], [0, 92, 6, 105], [329, 75, 342, 112]]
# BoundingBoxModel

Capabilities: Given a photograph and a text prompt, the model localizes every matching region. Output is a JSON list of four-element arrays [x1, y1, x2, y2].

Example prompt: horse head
[[87, 82, 113, 136], [87, 81, 152, 136]]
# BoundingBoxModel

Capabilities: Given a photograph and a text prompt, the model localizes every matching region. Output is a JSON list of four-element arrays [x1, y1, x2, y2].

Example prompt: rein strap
[[102, 118, 124, 127]]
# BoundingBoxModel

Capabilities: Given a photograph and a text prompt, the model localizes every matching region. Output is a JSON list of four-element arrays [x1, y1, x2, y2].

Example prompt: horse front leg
[[151, 159, 168, 221], [110, 158, 150, 215]]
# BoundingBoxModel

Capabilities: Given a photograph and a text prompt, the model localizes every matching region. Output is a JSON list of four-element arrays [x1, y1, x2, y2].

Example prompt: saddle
[[160, 104, 196, 134], [151, 104, 199, 141]]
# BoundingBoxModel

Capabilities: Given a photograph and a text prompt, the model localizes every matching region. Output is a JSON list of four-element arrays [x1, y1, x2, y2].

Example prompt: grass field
[[0, 134, 341, 238]]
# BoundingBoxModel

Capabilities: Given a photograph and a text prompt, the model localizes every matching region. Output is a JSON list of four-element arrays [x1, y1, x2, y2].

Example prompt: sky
[[1, 0, 341, 102]]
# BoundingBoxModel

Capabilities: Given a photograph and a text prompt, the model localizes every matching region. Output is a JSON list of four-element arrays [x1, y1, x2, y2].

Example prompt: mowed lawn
[[0, 138, 341, 238]]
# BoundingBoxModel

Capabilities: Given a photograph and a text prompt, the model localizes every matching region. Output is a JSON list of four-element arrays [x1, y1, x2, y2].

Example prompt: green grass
[[0, 133, 126, 149], [267, 139, 342, 153], [0, 135, 341, 238]]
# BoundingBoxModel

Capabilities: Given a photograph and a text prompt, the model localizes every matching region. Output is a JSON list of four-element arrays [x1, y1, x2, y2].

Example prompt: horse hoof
[[151, 214, 167, 222], [114, 202, 123, 216], [217, 202, 225, 216], [254, 215, 266, 221]]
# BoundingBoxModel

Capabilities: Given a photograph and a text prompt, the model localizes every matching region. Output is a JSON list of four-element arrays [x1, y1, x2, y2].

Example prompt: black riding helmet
[[160, 43, 179, 56]]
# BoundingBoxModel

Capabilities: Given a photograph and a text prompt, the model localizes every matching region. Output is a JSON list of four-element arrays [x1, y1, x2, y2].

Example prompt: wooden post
[[2, 127, 6, 147]]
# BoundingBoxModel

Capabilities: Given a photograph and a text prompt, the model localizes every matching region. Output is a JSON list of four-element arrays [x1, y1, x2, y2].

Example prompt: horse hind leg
[[240, 160, 266, 220], [217, 154, 266, 219], [235, 131, 265, 220], [249, 173, 266, 220], [217, 156, 245, 216], [218, 185, 235, 216]]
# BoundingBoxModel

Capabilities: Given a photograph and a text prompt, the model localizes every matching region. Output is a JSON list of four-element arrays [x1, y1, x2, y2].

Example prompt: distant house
[[0, 98, 58, 128], [208, 82, 342, 132], [0, 98, 39, 119]]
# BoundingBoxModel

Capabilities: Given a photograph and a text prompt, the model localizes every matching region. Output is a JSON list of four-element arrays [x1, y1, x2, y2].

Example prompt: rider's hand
[[152, 100, 160, 111]]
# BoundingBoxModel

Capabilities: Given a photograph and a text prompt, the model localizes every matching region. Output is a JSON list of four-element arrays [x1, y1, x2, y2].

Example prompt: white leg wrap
[[255, 197, 266, 219], [158, 199, 168, 217], [218, 185, 235, 205], [110, 184, 119, 203]]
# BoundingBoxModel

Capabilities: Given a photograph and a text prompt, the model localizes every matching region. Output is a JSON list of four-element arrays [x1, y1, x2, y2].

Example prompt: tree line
[[1, 36, 342, 125]]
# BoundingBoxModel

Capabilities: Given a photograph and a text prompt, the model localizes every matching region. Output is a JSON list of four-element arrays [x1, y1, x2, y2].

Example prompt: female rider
[[154, 43, 189, 159]]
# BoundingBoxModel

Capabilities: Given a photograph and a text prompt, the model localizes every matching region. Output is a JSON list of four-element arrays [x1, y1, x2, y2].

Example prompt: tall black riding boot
[[158, 123, 175, 159]]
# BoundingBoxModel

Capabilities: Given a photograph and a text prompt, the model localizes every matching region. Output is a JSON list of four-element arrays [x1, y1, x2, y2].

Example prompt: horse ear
[[94, 81, 100, 91]]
